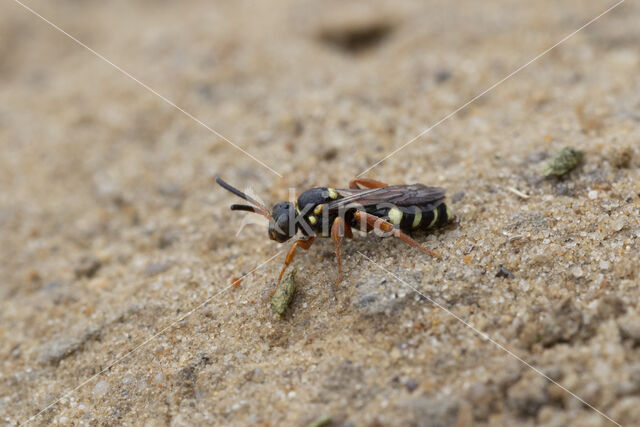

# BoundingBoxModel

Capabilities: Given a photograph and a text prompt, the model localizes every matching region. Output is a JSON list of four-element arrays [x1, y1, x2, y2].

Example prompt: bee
[[216, 177, 452, 292]]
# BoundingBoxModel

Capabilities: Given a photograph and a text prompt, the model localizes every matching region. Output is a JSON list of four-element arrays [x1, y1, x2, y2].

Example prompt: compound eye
[[276, 214, 290, 236]]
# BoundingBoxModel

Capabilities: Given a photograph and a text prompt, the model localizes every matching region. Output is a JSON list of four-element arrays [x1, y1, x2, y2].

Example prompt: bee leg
[[272, 237, 315, 295], [331, 217, 353, 286], [353, 211, 441, 259], [348, 178, 389, 189]]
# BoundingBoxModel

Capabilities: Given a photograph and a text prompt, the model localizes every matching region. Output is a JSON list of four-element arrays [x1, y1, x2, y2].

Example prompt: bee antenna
[[216, 177, 272, 219], [230, 204, 261, 213]]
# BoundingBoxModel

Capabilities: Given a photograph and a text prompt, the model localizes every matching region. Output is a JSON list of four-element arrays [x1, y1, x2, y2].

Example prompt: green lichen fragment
[[271, 267, 297, 316], [307, 415, 332, 427], [543, 147, 583, 177]]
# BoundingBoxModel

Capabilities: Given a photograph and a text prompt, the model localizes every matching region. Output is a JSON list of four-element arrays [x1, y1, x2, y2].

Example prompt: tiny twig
[[507, 187, 530, 199]]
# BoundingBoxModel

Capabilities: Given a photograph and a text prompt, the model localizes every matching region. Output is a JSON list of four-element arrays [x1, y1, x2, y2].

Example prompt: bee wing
[[327, 184, 445, 211]]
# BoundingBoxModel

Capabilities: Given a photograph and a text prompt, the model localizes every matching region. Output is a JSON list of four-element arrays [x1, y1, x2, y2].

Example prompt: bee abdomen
[[392, 203, 452, 231], [424, 203, 451, 229]]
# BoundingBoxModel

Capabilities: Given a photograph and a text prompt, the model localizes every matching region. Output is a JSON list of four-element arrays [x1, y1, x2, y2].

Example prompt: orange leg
[[353, 211, 441, 259], [273, 237, 315, 295], [349, 178, 389, 189], [331, 217, 353, 286]]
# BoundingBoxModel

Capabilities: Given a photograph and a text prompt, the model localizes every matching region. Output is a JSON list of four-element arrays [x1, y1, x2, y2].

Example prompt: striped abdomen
[[369, 202, 452, 232]]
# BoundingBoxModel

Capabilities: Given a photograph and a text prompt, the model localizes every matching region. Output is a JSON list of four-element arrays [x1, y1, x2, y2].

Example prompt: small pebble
[[452, 191, 465, 203], [434, 68, 452, 83], [570, 265, 584, 278], [146, 263, 170, 276], [359, 295, 376, 306], [88, 277, 109, 290], [404, 378, 419, 393], [74, 256, 101, 279], [93, 380, 109, 397], [588, 190, 598, 200], [11, 345, 21, 358], [611, 217, 626, 232], [496, 265, 514, 279]]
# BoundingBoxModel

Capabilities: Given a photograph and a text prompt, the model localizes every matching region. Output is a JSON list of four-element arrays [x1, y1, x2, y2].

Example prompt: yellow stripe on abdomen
[[388, 207, 403, 226], [412, 207, 422, 228], [428, 208, 438, 228]]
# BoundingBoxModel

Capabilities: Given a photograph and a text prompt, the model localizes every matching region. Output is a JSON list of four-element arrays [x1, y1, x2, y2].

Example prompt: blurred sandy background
[[1, 0, 639, 425]]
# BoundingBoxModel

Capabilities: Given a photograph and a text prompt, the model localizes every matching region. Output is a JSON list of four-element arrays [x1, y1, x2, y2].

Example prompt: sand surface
[[1, 0, 639, 425]]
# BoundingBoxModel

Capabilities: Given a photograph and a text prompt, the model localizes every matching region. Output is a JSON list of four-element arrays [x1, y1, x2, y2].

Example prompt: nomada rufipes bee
[[216, 177, 452, 293]]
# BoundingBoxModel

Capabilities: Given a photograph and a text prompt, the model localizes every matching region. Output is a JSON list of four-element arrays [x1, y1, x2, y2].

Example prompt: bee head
[[216, 177, 300, 243], [269, 202, 298, 242]]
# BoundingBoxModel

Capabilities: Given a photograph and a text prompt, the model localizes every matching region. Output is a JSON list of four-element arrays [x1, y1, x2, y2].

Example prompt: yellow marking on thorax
[[327, 188, 338, 199], [308, 215, 317, 225], [314, 204, 323, 215]]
